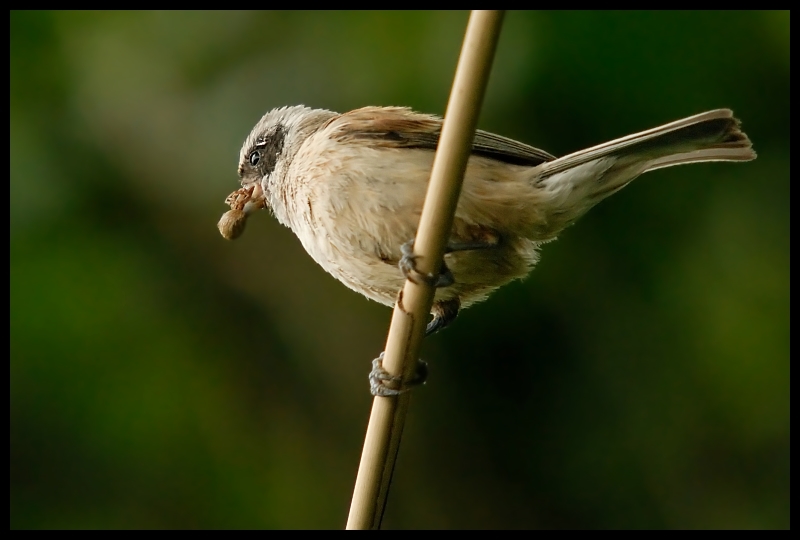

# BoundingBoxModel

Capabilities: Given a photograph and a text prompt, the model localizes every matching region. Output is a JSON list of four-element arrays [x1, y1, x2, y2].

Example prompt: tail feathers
[[529, 110, 755, 239], [540, 109, 755, 179]]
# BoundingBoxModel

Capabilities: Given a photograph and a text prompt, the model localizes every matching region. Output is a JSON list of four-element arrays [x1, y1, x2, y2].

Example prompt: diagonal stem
[[346, 10, 506, 530]]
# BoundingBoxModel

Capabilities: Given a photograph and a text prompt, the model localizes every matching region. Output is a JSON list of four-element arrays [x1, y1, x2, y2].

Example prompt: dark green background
[[10, 11, 788, 529]]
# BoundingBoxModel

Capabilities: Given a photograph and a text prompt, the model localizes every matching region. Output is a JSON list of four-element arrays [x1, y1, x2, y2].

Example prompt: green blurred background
[[10, 10, 788, 529]]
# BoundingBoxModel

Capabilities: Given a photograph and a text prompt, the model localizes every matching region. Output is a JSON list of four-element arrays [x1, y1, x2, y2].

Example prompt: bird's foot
[[399, 240, 455, 288], [369, 352, 429, 397], [426, 297, 461, 336]]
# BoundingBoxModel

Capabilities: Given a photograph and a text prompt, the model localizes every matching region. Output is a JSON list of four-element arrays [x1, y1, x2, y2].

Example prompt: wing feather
[[325, 106, 555, 167]]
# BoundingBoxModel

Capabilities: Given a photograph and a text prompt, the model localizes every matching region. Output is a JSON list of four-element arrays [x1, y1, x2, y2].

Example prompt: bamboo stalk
[[346, 10, 505, 530]]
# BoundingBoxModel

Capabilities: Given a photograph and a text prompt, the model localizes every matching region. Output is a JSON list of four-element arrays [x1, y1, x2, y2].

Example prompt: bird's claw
[[399, 240, 455, 288], [369, 352, 429, 397]]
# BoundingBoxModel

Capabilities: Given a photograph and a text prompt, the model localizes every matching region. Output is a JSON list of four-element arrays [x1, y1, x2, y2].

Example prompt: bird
[[219, 105, 755, 393]]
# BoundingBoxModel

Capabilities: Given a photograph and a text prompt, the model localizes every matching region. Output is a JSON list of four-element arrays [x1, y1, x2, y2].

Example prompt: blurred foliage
[[10, 10, 788, 529]]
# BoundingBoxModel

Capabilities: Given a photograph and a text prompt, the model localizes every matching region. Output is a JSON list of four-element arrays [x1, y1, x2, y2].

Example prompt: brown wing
[[325, 106, 555, 167]]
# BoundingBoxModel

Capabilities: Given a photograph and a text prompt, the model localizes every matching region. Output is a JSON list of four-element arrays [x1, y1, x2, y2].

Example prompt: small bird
[[220, 105, 754, 393]]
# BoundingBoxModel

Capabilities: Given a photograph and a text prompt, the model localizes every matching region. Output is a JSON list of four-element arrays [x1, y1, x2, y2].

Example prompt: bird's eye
[[249, 150, 261, 167]]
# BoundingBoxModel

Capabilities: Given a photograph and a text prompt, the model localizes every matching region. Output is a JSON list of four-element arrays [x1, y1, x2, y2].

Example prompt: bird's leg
[[398, 235, 500, 287], [399, 236, 497, 335], [370, 237, 495, 396], [399, 240, 455, 288], [369, 352, 429, 397], [444, 240, 498, 253], [369, 297, 460, 396]]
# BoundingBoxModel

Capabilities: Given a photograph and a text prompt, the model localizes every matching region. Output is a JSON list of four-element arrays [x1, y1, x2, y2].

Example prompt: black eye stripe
[[247, 124, 286, 176]]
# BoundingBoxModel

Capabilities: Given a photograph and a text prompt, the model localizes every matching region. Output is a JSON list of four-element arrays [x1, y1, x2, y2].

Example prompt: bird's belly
[[293, 222, 405, 307], [297, 219, 540, 310]]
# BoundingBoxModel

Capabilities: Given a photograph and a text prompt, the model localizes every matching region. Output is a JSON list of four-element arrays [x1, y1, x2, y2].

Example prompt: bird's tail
[[532, 109, 755, 237]]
